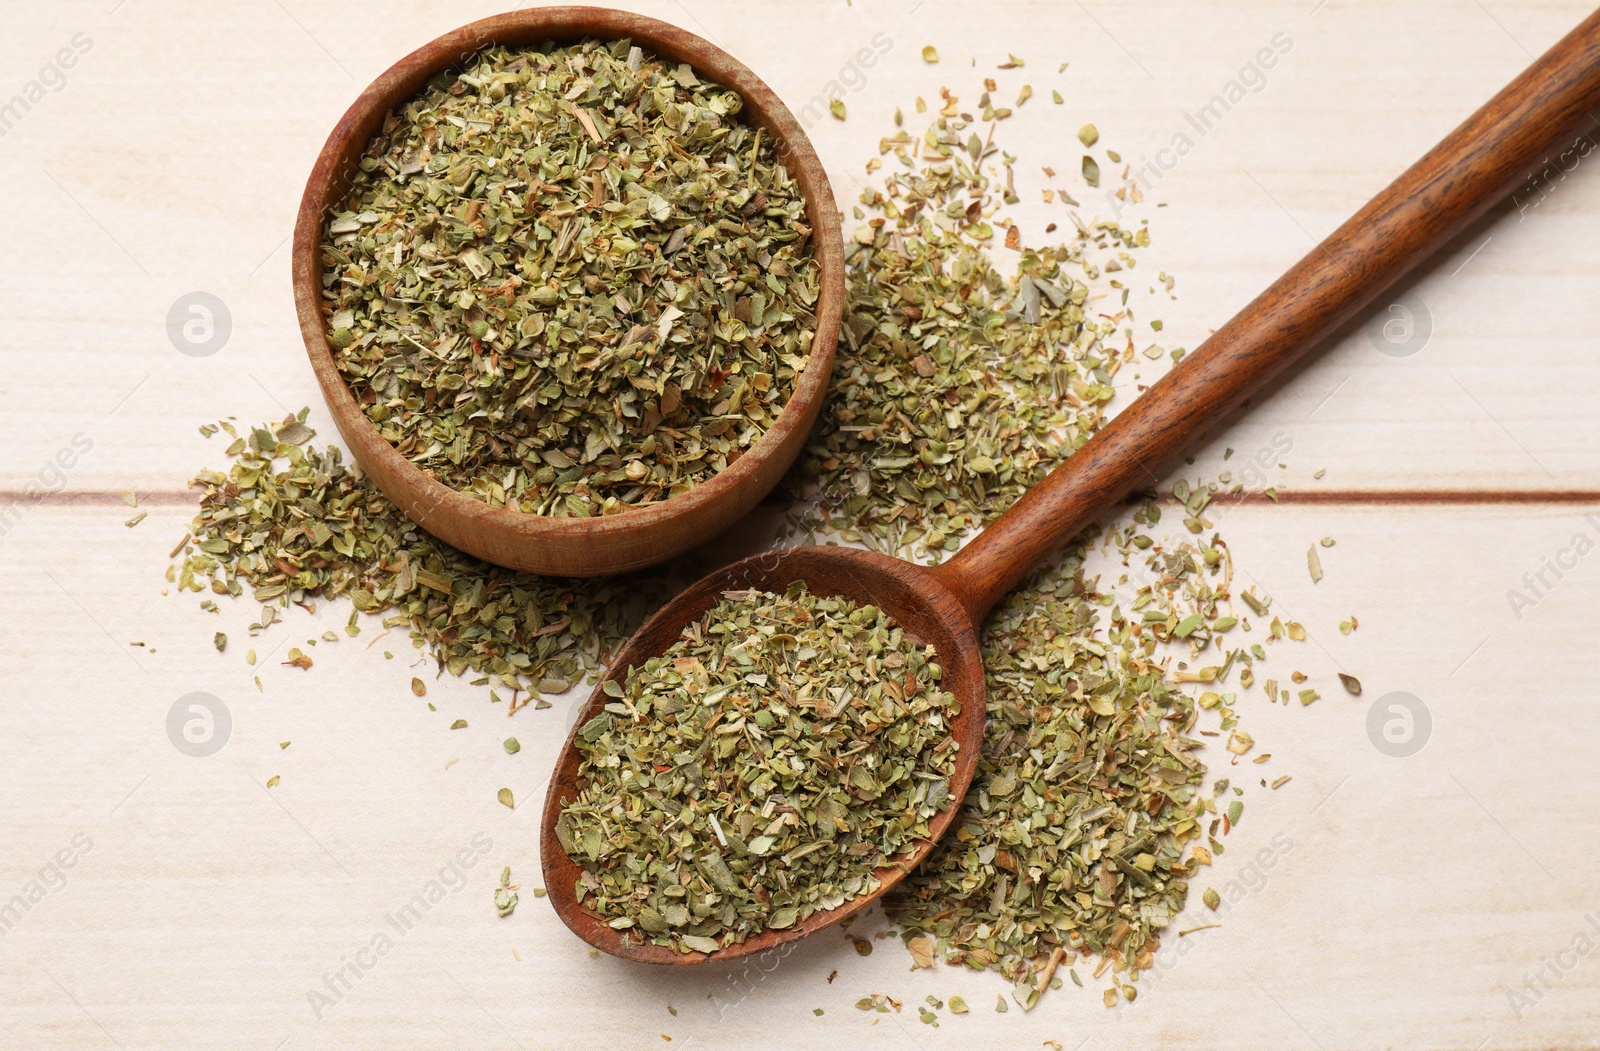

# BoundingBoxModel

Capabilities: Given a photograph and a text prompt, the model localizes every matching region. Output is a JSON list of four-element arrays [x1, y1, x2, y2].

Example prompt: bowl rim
[[291, 5, 843, 567]]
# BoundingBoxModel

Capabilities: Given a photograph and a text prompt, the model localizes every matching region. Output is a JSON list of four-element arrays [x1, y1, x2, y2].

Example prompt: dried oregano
[[787, 79, 1292, 1004], [556, 584, 959, 953], [887, 545, 1205, 1002], [171, 413, 665, 696], [783, 85, 1147, 564], [170, 62, 1304, 1004], [322, 39, 819, 517]]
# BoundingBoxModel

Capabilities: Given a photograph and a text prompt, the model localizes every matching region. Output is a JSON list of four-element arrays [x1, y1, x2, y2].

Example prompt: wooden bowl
[[292, 7, 844, 577]]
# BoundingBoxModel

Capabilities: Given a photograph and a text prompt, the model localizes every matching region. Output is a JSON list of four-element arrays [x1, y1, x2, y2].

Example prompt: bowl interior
[[292, 6, 844, 575]]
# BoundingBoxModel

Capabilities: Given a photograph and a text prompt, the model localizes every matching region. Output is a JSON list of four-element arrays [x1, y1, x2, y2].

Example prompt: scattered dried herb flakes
[[556, 584, 960, 954], [171, 413, 667, 699], [784, 93, 1148, 564], [170, 63, 1310, 1008], [496, 865, 519, 917], [322, 40, 819, 518], [792, 88, 1285, 988], [888, 545, 1207, 991]]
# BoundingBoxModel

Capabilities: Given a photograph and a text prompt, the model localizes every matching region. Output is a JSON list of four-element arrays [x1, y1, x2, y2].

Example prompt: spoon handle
[[934, 8, 1600, 624]]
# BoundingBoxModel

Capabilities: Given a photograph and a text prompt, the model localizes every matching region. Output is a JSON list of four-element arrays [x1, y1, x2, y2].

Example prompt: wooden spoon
[[542, 9, 1600, 964]]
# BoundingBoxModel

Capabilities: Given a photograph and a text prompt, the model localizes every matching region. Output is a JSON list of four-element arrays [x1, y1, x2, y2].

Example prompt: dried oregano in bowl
[[319, 38, 821, 518]]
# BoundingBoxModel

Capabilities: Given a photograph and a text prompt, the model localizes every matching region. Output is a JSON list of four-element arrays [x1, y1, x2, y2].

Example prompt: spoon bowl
[[538, 545, 989, 964]]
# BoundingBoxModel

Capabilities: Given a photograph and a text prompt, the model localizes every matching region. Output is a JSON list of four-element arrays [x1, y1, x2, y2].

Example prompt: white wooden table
[[3, 1, 1598, 1048]]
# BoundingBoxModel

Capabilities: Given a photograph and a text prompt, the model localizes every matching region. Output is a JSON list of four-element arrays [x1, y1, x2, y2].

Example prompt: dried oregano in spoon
[[555, 584, 960, 954], [321, 38, 819, 517]]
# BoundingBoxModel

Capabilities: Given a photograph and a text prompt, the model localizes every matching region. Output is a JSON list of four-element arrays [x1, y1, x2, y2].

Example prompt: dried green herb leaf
[[321, 41, 819, 518], [560, 584, 959, 954], [175, 416, 668, 701], [890, 544, 1206, 989], [496, 865, 519, 916]]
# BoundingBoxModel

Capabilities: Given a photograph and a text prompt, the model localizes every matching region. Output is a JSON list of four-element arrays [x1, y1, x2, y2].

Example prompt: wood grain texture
[[293, 7, 845, 576], [3, 1, 1600, 1048]]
